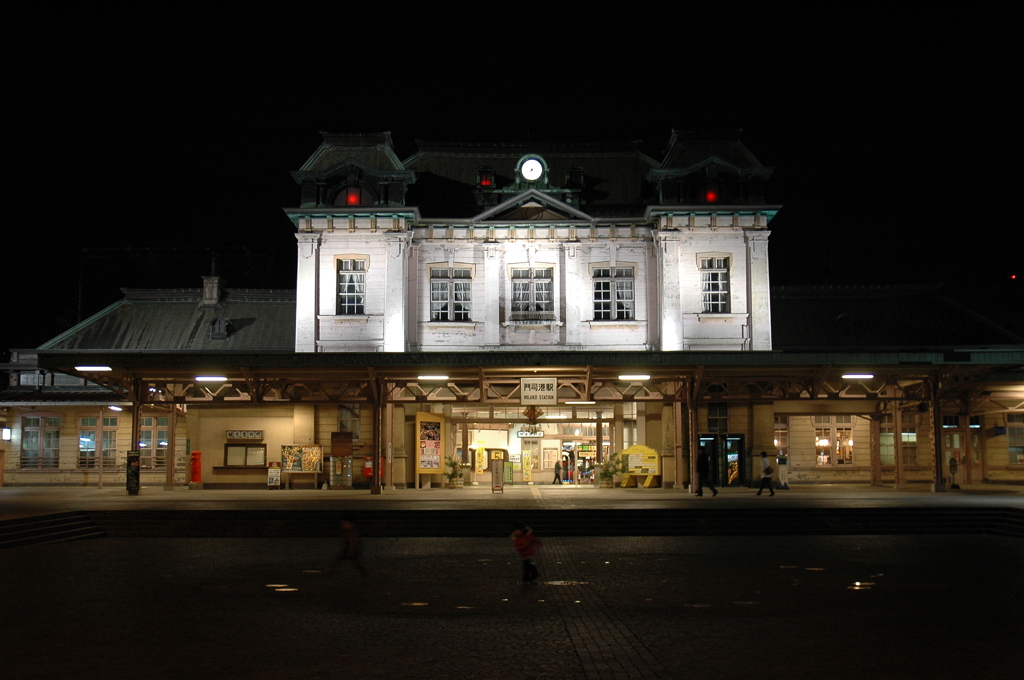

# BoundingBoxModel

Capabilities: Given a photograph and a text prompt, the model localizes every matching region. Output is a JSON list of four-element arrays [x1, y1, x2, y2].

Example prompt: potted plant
[[597, 451, 627, 488], [445, 455, 464, 488]]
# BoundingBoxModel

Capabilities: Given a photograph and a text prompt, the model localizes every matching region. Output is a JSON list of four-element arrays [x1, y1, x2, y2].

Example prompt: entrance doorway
[[698, 434, 747, 487]]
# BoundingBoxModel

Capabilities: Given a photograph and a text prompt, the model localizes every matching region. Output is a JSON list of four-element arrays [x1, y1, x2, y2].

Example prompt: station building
[[2, 131, 1022, 491]]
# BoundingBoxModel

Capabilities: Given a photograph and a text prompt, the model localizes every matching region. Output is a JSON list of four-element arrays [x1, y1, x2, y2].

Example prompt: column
[[745, 229, 772, 350], [382, 231, 411, 352], [656, 231, 684, 351], [295, 232, 320, 352]]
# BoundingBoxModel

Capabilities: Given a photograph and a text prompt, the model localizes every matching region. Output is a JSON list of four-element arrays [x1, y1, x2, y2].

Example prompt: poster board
[[281, 445, 322, 472], [621, 444, 660, 475], [416, 412, 447, 475], [267, 462, 281, 489]]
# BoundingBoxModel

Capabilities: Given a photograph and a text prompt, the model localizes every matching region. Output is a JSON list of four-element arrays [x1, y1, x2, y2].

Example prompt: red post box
[[190, 451, 202, 483], [363, 456, 373, 477]]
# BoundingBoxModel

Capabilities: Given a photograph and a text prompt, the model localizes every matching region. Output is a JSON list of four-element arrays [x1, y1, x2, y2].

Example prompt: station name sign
[[517, 430, 544, 438], [226, 430, 263, 440], [520, 377, 557, 405]]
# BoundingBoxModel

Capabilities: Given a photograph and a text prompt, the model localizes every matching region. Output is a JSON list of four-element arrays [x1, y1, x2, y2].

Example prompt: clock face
[[521, 158, 543, 181]]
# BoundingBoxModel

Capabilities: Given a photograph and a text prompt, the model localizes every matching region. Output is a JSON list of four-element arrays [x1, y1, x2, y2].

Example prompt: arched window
[[332, 185, 374, 207]]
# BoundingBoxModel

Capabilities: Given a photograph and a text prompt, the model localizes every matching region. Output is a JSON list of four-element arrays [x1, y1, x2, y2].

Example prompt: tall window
[[901, 413, 918, 466], [1009, 414, 1024, 465], [430, 267, 472, 321], [21, 416, 61, 469], [337, 259, 366, 315], [593, 267, 634, 320], [79, 416, 118, 469], [138, 416, 169, 469], [511, 267, 554, 321], [774, 416, 788, 458], [700, 257, 730, 313], [814, 414, 853, 465], [708, 403, 728, 433]]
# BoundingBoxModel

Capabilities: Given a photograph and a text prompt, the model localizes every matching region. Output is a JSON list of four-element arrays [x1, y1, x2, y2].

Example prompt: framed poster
[[416, 412, 447, 474]]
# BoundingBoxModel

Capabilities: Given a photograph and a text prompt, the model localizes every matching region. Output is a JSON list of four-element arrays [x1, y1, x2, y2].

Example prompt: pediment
[[472, 189, 592, 224]]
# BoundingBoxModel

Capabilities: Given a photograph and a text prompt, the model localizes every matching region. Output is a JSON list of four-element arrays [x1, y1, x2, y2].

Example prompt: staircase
[[0, 511, 105, 548], [4, 507, 1020, 547]]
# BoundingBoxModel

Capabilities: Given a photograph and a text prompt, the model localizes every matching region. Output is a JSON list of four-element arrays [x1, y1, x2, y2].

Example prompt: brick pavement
[[3, 533, 1022, 680]]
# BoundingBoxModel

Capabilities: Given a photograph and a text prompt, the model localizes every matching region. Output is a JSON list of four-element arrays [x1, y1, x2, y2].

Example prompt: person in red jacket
[[511, 523, 541, 583]]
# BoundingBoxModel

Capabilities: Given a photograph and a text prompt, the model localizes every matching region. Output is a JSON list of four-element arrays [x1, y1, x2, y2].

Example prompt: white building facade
[[289, 132, 776, 354]]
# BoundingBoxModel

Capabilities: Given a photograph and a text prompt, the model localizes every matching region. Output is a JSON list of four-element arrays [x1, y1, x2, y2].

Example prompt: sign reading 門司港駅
[[520, 377, 557, 405]]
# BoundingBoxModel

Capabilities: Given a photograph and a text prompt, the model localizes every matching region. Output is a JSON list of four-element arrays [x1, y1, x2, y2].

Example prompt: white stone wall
[[296, 209, 773, 353]]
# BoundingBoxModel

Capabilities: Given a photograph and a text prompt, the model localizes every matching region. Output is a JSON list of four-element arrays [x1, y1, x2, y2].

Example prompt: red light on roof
[[480, 176, 492, 187], [705, 189, 718, 203], [346, 188, 360, 205]]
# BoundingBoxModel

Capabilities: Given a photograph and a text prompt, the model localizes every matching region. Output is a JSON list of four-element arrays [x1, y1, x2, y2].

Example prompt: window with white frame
[[593, 266, 634, 320], [137, 416, 169, 469], [700, 257, 730, 313], [21, 416, 61, 469], [430, 267, 472, 321], [79, 416, 118, 469], [814, 414, 854, 465], [511, 267, 554, 322], [1009, 414, 1024, 465], [336, 258, 366, 315]]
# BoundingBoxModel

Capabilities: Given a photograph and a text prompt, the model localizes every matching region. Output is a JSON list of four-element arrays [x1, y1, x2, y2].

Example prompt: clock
[[521, 158, 543, 181]]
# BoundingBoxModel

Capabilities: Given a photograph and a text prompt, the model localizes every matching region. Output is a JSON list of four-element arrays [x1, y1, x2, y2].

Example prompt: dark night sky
[[5, 12, 1020, 354]]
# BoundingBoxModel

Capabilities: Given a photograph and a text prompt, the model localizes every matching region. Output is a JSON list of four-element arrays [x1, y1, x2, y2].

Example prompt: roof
[[38, 289, 296, 352], [771, 285, 1024, 350], [403, 140, 659, 218]]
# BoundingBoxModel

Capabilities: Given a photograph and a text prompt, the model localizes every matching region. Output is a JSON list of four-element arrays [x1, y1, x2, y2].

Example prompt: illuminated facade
[[1, 132, 1022, 490]]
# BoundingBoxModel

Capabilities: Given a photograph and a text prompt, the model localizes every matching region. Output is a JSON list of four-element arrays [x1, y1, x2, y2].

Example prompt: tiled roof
[[39, 289, 296, 351], [771, 285, 1023, 349]]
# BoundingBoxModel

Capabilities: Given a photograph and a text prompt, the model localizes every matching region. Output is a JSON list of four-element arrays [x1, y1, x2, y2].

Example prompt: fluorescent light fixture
[[417, 375, 449, 381], [75, 365, 112, 372], [107, 405, 123, 412], [619, 374, 650, 381], [542, 414, 569, 419], [565, 401, 596, 405], [2, 427, 11, 441], [195, 376, 227, 382], [842, 373, 874, 380]]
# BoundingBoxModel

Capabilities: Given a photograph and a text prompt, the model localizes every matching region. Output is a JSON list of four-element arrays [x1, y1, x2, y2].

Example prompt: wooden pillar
[[385, 397, 395, 490], [164, 406, 177, 490], [894, 407, 906, 487], [371, 381, 383, 494], [674, 396, 685, 490], [930, 379, 946, 493], [869, 414, 882, 486]]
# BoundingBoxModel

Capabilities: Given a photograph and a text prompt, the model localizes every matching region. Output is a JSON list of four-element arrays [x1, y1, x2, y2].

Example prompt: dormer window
[[333, 185, 373, 207], [210, 318, 231, 340]]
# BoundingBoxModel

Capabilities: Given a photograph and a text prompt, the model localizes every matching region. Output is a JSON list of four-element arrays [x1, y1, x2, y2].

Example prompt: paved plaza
[[2, 484, 1022, 679]]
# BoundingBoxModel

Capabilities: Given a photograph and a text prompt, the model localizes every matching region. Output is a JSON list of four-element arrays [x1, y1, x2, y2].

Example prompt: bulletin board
[[415, 412, 447, 475]]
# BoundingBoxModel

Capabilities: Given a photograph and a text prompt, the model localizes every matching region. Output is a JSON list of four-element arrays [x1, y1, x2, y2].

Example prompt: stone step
[[0, 512, 106, 549], [81, 507, 1024, 539]]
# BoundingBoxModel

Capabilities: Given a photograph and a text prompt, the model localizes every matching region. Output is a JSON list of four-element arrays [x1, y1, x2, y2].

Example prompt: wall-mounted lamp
[[1, 427, 11, 441]]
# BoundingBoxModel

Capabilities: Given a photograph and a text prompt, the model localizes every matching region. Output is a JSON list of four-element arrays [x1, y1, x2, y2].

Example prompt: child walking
[[511, 523, 541, 583]]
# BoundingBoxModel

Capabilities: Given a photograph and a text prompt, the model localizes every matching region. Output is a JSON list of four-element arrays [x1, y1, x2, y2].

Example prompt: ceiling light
[[195, 376, 227, 382], [565, 401, 596, 405], [75, 365, 112, 371], [107, 405, 123, 411], [842, 374, 874, 380], [619, 374, 650, 381], [417, 375, 449, 381]]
